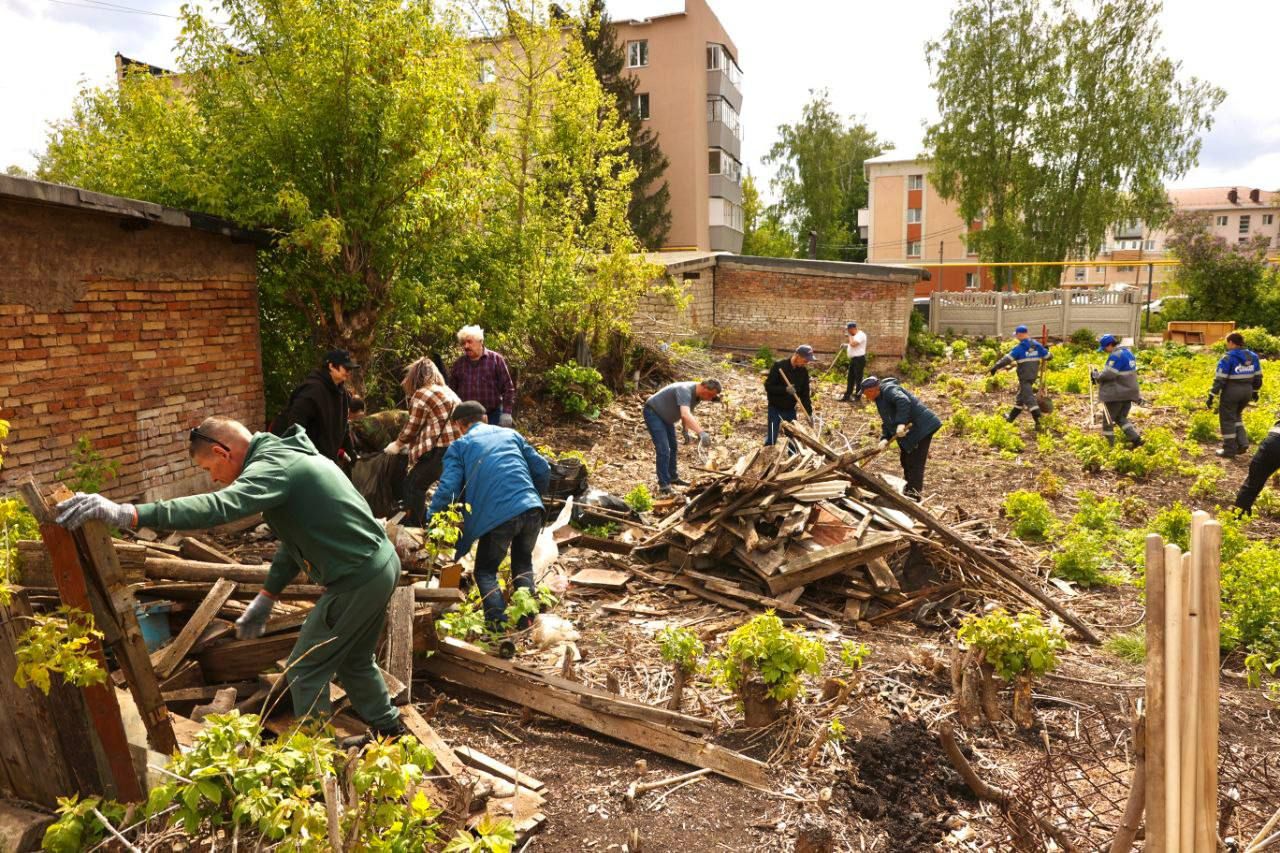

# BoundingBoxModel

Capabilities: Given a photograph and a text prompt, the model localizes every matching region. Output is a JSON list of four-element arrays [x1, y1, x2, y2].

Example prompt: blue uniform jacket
[[425, 423, 551, 555], [1212, 348, 1262, 394], [874, 378, 942, 454]]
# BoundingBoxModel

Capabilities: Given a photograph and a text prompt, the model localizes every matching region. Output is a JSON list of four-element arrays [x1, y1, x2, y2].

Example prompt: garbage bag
[[352, 452, 407, 519]]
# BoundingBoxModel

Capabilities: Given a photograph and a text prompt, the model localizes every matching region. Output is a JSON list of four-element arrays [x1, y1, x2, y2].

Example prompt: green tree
[[925, 0, 1224, 289], [764, 90, 884, 261], [740, 174, 794, 257], [577, 0, 671, 249], [1166, 210, 1274, 321]]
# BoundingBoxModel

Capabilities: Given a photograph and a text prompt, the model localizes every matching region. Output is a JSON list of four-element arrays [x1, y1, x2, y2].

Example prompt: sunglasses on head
[[189, 427, 231, 453]]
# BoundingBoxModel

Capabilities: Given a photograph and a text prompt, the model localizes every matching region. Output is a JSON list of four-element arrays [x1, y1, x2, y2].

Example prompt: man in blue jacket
[[989, 325, 1051, 429], [860, 376, 942, 500], [1092, 334, 1144, 447], [425, 401, 551, 629], [1208, 332, 1263, 458]]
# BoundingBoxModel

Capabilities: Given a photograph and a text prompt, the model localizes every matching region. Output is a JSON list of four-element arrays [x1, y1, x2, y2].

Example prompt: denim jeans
[[473, 506, 543, 628], [765, 405, 797, 446], [644, 405, 679, 487]]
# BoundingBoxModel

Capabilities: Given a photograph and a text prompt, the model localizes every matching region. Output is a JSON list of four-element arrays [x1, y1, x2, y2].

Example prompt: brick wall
[[632, 270, 716, 341], [0, 198, 264, 502], [712, 259, 915, 366]]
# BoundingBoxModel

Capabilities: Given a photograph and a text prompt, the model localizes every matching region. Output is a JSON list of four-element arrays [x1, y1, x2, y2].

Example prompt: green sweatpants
[[286, 548, 401, 730]]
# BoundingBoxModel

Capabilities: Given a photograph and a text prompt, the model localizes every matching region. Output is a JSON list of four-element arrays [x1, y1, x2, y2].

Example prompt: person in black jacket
[[764, 345, 816, 446], [275, 349, 357, 462]]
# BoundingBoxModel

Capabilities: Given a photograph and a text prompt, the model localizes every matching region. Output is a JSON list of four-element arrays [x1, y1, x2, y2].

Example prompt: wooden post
[[1162, 542, 1182, 847], [1144, 534, 1167, 852], [1196, 520, 1222, 851], [1179, 532, 1201, 850]]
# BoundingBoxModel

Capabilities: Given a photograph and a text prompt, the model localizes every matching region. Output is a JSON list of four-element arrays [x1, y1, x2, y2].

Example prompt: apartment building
[[862, 154, 991, 296], [614, 0, 744, 252]]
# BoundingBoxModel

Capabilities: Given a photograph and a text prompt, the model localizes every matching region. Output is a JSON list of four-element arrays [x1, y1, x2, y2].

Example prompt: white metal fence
[[928, 289, 1142, 341]]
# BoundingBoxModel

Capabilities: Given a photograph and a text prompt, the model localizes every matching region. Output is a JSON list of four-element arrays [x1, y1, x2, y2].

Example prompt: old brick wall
[[0, 199, 264, 502], [632, 271, 716, 341], [712, 259, 915, 365]]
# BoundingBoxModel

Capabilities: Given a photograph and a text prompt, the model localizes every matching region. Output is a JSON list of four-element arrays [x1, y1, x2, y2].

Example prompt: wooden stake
[[1109, 712, 1146, 853], [1162, 543, 1182, 847], [1196, 520, 1222, 852], [1178, 546, 1199, 852], [1144, 533, 1167, 853]]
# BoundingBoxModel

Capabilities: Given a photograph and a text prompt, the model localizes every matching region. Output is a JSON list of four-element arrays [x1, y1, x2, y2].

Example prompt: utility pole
[[807, 230, 818, 259], [938, 240, 944, 291]]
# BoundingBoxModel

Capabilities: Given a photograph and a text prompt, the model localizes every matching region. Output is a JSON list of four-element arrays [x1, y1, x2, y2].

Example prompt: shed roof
[[0, 174, 271, 246]]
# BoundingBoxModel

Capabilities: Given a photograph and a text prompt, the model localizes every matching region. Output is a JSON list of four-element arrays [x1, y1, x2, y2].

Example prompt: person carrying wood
[[764, 345, 816, 446], [1091, 333, 1144, 447], [838, 322, 868, 402], [1207, 331, 1263, 458], [860, 376, 942, 500], [988, 325, 1051, 429], [643, 378, 723, 496], [53, 416, 407, 741], [423, 401, 551, 631], [1233, 412, 1280, 514]]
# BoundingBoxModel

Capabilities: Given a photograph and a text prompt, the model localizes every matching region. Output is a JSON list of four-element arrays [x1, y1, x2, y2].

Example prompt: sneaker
[[1216, 448, 1238, 458], [671, 477, 691, 487], [658, 485, 674, 497], [838, 395, 852, 402]]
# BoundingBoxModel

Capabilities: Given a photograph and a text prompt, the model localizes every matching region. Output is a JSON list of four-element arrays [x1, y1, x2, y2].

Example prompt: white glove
[[235, 592, 275, 640], [499, 412, 514, 428], [384, 440, 403, 455], [877, 439, 890, 450], [55, 493, 136, 530], [895, 424, 908, 438], [699, 432, 712, 448]]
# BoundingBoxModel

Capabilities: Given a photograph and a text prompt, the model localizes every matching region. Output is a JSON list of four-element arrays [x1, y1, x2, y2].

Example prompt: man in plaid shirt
[[385, 357, 462, 526], [449, 325, 516, 428]]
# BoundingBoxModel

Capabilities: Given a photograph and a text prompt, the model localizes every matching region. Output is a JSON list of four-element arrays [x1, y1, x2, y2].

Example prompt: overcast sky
[[3, 0, 1278, 201]]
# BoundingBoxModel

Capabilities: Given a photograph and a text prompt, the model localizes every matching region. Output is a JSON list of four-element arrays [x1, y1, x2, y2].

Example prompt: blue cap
[[847, 321, 858, 329], [1014, 325, 1028, 335], [860, 376, 880, 390], [795, 344, 817, 363], [1098, 333, 1118, 352]]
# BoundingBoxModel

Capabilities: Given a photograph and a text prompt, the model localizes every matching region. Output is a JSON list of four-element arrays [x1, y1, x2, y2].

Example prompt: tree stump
[[1011, 675, 1035, 729], [740, 679, 784, 728]]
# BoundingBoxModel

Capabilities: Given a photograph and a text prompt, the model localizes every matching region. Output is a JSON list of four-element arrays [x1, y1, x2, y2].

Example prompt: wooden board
[[0, 800, 55, 851], [198, 632, 300, 684], [178, 537, 237, 565], [150, 578, 238, 679], [864, 557, 900, 593], [454, 746, 545, 792], [568, 568, 631, 589], [399, 705, 467, 777], [765, 531, 907, 595], [381, 587, 415, 705]]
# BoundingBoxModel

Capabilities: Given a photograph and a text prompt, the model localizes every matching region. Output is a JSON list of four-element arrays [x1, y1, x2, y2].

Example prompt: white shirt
[[846, 330, 867, 358]]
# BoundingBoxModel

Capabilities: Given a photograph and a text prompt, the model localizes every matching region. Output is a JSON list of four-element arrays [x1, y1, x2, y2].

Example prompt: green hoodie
[[135, 427, 393, 595]]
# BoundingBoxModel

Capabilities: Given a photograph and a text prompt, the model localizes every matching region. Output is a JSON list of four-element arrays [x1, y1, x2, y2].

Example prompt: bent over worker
[[643, 378, 722, 496], [55, 417, 405, 740], [763, 345, 816, 446], [1208, 332, 1263, 458], [1092, 334, 1143, 447], [424, 401, 550, 630], [1234, 412, 1280, 514], [861, 376, 942, 501], [989, 325, 1050, 429]]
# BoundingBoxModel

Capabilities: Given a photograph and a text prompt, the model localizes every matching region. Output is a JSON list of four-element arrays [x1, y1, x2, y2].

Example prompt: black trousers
[[900, 433, 934, 500], [402, 446, 446, 526], [845, 355, 867, 398], [1236, 431, 1280, 513]]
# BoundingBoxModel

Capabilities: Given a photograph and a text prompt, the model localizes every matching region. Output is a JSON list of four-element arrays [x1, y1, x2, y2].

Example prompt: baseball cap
[[860, 376, 881, 390], [449, 400, 488, 421], [325, 348, 359, 370], [846, 321, 858, 329], [795, 345, 817, 363], [1097, 334, 1118, 352], [1014, 325, 1028, 335]]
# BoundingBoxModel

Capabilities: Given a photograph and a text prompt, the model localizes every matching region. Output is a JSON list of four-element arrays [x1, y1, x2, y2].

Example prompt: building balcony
[[707, 121, 741, 158], [706, 68, 742, 112], [709, 175, 742, 205], [710, 226, 743, 252]]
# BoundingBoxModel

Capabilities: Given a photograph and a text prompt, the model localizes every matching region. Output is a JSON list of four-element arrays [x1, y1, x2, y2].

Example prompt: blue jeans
[[644, 405, 679, 487], [473, 507, 543, 628], [765, 405, 797, 446]]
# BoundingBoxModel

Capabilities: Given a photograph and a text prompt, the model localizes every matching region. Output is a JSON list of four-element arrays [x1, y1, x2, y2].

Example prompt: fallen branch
[[1108, 713, 1146, 853], [626, 767, 712, 804]]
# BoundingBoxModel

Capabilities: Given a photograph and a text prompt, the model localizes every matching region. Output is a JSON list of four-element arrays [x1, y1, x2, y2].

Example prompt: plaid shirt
[[398, 385, 463, 466], [448, 349, 515, 413]]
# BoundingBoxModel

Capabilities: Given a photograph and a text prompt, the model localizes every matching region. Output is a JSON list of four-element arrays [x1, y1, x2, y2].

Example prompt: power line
[[41, 0, 178, 19]]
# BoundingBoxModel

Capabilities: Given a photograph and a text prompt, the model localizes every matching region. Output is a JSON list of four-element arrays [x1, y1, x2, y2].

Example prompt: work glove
[[235, 592, 275, 640], [383, 440, 403, 455], [1252, 391, 1260, 403], [988, 366, 999, 376], [55, 493, 135, 531], [877, 438, 890, 451], [1206, 394, 1216, 410], [699, 432, 712, 449], [499, 412, 514, 428], [681, 429, 693, 444], [895, 424, 908, 439], [1089, 368, 1099, 384]]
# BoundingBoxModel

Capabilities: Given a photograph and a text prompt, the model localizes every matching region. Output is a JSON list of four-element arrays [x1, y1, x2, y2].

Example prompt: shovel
[[1036, 324, 1054, 414]]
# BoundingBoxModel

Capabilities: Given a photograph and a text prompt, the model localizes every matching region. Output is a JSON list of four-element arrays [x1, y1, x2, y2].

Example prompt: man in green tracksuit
[[55, 416, 403, 739]]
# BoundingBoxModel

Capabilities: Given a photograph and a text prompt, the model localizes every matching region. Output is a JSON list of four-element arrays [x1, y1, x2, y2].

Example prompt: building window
[[1263, 214, 1274, 225], [706, 44, 742, 85], [706, 96, 740, 138], [709, 198, 743, 231], [1144, 239, 1156, 251], [1117, 266, 1135, 273], [1216, 215, 1229, 226], [633, 93, 650, 120], [627, 40, 648, 68], [1239, 215, 1251, 234], [1095, 266, 1104, 273], [1073, 268, 1086, 282], [708, 149, 741, 183], [477, 58, 496, 84], [906, 240, 922, 257], [965, 272, 979, 290], [906, 207, 922, 224], [907, 174, 924, 190]]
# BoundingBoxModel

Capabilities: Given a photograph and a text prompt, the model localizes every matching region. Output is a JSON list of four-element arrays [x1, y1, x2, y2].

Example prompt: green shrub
[[545, 361, 613, 419], [1189, 464, 1224, 500], [1069, 327, 1096, 348], [949, 340, 969, 359], [1104, 631, 1146, 664], [58, 436, 119, 494], [1, 499, 38, 587], [1003, 490, 1055, 540], [1065, 428, 1111, 471], [1106, 428, 1193, 478], [1072, 490, 1123, 533], [980, 347, 999, 367], [896, 359, 932, 386], [1052, 528, 1111, 587], [1187, 410, 1219, 444], [983, 371, 1013, 392], [957, 609, 1067, 681], [709, 612, 826, 703], [947, 404, 974, 436], [1209, 327, 1280, 358], [908, 310, 947, 358], [624, 484, 654, 513], [1220, 542, 1280, 659], [971, 413, 1025, 454], [1036, 469, 1065, 499], [752, 346, 775, 370], [1254, 488, 1280, 518], [657, 626, 704, 673]]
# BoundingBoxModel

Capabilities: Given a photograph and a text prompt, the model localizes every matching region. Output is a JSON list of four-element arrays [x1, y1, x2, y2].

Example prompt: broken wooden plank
[[178, 536, 236, 565], [198, 632, 300, 684], [399, 705, 467, 777], [454, 747, 546, 792], [864, 557, 900, 593], [569, 535, 635, 556], [843, 598, 868, 621], [150, 578, 238, 679], [382, 587, 415, 706], [765, 531, 908, 595], [568, 568, 630, 589]]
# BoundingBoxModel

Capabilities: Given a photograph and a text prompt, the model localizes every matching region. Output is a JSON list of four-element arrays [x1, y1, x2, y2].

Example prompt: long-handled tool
[[778, 363, 816, 428], [1088, 372, 1097, 427], [1037, 323, 1055, 414]]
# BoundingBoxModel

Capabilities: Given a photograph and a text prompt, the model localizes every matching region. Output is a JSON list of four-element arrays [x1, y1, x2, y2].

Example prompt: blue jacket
[[1096, 347, 1140, 403], [874, 378, 942, 454], [1212, 348, 1262, 395], [426, 423, 551, 555]]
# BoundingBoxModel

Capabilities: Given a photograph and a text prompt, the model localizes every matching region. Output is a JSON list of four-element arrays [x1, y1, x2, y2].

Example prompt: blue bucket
[[134, 602, 173, 653]]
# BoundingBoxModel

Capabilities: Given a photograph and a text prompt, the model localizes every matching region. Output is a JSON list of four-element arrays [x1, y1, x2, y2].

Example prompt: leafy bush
[[1071, 490, 1123, 533], [971, 413, 1025, 455], [657, 626, 704, 673], [1069, 327, 1096, 348], [949, 340, 969, 359], [1187, 410, 1219, 443], [58, 436, 119, 494], [545, 361, 613, 420], [1104, 631, 1146, 664], [948, 404, 974, 436], [752, 345, 775, 370], [1, 498, 38, 586], [14, 607, 106, 694], [1254, 488, 1280, 518], [908, 310, 946, 358], [709, 611, 826, 703], [957, 609, 1067, 681], [1065, 428, 1111, 472], [1220, 542, 1280, 659], [983, 371, 1012, 392], [1189, 464, 1224, 499], [1209, 326, 1280, 358], [839, 640, 870, 672], [624, 484, 654, 513], [1036, 469, 1065, 498], [42, 796, 128, 853], [1003, 490, 1055, 540], [1052, 528, 1112, 587], [896, 359, 932, 386]]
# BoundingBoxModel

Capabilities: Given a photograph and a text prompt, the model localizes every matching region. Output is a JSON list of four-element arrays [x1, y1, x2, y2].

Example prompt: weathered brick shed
[[0, 175, 267, 501]]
